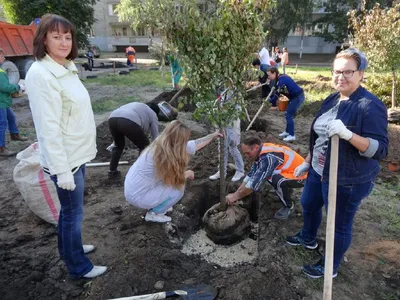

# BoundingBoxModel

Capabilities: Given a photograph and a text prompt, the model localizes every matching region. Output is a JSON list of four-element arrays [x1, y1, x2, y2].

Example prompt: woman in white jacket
[[25, 14, 106, 279]]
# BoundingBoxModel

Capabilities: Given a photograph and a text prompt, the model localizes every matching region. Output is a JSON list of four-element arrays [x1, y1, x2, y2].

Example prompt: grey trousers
[[218, 121, 244, 174]]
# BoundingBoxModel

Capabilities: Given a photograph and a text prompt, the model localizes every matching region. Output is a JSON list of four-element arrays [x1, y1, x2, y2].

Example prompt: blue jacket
[[270, 74, 303, 103], [309, 86, 388, 184]]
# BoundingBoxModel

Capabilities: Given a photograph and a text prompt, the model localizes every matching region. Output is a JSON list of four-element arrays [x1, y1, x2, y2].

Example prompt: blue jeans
[[260, 64, 270, 73], [50, 165, 93, 278], [299, 168, 374, 271], [285, 93, 304, 136], [0, 107, 19, 147]]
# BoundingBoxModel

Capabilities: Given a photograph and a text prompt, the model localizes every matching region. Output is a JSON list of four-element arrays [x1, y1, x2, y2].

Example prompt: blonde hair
[[335, 51, 361, 70], [149, 120, 191, 189]]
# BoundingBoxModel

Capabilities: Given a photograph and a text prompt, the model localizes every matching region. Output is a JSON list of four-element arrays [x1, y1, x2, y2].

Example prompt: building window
[[109, 4, 118, 16], [122, 27, 127, 36], [134, 26, 145, 36]]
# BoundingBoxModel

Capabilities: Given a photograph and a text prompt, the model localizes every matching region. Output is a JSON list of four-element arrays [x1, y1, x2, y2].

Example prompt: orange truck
[[0, 21, 37, 84]]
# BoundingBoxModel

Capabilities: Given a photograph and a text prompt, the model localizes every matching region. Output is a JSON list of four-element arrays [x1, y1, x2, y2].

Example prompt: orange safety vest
[[259, 143, 307, 180]]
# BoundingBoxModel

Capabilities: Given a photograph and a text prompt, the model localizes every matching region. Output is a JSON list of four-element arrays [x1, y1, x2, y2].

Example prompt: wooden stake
[[323, 134, 339, 300]]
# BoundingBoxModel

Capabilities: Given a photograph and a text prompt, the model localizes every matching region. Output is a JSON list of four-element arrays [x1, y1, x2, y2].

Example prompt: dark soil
[[1, 88, 399, 300]]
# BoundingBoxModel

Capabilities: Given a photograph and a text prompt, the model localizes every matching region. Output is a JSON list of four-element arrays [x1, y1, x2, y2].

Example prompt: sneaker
[[231, 171, 245, 182], [83, 245, 95, 254], [278, 131, 289, 137], [283, 135, 296, 142], [270, 106, 278, 111], [274, 205, 294, 220], [302, 259, 338, 279], [209, 171, 221, 180], [145, 211, 172, 223], [286, 232, 318, 249], [83, 266, 107, 279]]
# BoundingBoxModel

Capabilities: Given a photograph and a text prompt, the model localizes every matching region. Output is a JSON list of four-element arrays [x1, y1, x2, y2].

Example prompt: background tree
[[116, 0, 176, 69], [349, 1, 400, 108], [0, 0, 98, 47], [266, 0, 314, 58], [313, 0, 395, 44]]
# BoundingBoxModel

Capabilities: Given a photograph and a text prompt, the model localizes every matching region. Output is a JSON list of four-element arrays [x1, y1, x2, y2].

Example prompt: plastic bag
[[13, 143, 60, 225]]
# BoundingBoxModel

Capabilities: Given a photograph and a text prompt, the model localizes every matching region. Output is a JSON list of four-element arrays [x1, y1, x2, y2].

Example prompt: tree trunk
[[160, 37, 165, 77], [392, 66, 397, 108], [299, 24, 305, 60], [219, 128, 227, 210]]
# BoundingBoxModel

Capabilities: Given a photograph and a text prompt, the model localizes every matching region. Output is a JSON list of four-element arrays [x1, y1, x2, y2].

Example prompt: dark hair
[[252, 58, 261, 67], [266, 66, 279, 75], [242, 135, 261, 146], [147, 102, 160, 115], [33, 14, 78, 60]]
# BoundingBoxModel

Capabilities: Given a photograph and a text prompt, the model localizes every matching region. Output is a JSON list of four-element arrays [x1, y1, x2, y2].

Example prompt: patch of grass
[[368, 183, 400, 237], [87, 70, 173, 88], [91, 96, 139, 114]]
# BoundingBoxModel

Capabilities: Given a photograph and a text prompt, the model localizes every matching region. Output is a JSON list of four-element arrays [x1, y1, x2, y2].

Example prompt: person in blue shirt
[[286, 48, 388, 279], [267, 67, 305, 142]]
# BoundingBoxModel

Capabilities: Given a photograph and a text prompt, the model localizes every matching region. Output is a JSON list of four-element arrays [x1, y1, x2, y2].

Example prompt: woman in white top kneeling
[[124, 120, 222, 223]]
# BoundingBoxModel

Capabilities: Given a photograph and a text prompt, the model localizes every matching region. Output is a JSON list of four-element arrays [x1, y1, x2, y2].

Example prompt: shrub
[[364, 73, 400, 108]]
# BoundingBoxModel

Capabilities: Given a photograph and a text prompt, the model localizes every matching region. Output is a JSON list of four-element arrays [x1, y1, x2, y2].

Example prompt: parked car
[[78, 45, 101, 58]]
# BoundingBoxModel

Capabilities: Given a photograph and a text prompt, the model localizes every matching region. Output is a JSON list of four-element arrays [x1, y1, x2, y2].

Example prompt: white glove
[[294, 161, 310, 177], [106, 142, 115, 152], [327, 120, 353, 141], [18, 83, 25, 92], [57, 171, 76, 191]]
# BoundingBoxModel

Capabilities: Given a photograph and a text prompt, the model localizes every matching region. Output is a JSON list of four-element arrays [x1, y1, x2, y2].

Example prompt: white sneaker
[[283, 135, 296, 142], [83, 266, 107, 279], [83, 245, 95, 254], [166, 207, 173, 213], [145, 211, 172, 223], [279, 131, 289, 137], [209, 171, 220, 180], [231, 171, 245, 182]]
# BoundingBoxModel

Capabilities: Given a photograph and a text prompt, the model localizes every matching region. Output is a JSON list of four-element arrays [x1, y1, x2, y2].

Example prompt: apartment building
[[89, 0, 339, 54]]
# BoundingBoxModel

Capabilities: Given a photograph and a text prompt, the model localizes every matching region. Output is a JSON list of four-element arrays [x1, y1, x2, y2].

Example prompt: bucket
[[278, 97, 289, 111], [157, 101, 178, 122]]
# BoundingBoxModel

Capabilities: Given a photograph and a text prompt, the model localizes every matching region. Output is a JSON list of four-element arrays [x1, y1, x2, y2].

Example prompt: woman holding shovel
[[124, 120, 222, 223], [286, 48, 388, 279]]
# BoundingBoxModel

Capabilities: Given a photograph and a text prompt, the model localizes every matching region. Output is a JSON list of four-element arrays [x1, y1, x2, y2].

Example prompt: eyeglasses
[[332, 70, 358, 78]]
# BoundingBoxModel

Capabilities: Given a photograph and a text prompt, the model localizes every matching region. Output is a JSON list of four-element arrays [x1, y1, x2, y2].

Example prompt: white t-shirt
[[124, 141, 197, 204], [259, 47, 270, 65]]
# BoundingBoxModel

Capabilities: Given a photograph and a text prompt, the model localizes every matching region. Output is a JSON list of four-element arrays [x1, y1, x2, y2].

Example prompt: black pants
[[109, 117, 150, 171], [87, 58, 94, 69], [267, 174, 304, 207]]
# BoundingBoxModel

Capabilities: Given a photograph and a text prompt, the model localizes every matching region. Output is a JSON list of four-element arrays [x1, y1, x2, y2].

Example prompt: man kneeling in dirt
[[226, 135, 307, 219]]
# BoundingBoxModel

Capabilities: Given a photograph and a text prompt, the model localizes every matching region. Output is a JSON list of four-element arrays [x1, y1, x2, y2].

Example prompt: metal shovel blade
[[178, 284, 217, 300]]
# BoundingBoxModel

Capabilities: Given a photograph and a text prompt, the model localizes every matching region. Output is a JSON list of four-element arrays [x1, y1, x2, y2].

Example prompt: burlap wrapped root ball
[[203, 203, 251, 245]]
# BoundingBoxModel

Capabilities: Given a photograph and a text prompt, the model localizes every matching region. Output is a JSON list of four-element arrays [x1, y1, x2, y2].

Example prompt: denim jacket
[[309, 86, 388, 185]]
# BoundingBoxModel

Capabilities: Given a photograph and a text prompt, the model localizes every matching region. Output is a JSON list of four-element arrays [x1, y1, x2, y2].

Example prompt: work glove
[[106, 142, 115, 152], [57, 171, 76, 191], [18, 83, 25, 92], [294, 162, 310, 177], [327, 120, 353, 141]]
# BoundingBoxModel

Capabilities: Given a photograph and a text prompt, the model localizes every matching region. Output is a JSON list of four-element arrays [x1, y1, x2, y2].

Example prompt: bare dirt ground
[[0, 78, 399, 300]]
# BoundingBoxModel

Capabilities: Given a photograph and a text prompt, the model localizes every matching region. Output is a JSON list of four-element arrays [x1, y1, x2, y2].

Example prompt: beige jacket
[[25, 54, 96, 175]]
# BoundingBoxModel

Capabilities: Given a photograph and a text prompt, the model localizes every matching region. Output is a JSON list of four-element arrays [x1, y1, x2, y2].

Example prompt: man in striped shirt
[[226, 135, 307, 219]]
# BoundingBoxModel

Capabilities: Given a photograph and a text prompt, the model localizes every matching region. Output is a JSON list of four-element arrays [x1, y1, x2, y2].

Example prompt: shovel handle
[[246, 86, 275, 131], [323, 134, 339, 300], [108, 290, 188, 300]]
